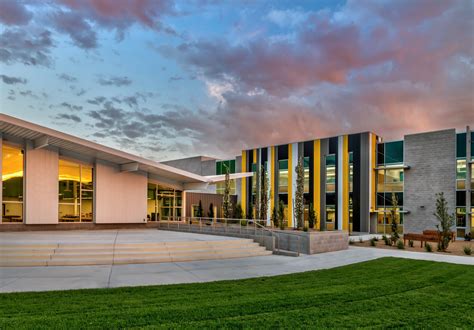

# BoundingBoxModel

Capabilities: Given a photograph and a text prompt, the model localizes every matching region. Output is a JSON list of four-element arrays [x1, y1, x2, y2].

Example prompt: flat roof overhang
[[0, 114, 236, 187]]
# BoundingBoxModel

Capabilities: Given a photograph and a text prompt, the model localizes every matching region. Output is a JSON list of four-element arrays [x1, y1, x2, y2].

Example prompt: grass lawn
[[1, 257, 473, 329]]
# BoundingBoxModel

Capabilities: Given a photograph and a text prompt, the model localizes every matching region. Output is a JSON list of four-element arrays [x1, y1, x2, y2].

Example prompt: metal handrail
[[161, 217, 302, 256]]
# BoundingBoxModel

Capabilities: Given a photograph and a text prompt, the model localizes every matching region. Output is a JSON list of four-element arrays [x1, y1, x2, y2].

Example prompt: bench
[[403, 230, 456, 247], [422, 230, 455, 242]]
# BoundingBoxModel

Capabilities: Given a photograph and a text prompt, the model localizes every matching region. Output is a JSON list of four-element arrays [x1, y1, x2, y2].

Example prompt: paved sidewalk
[[1, 246, 472, 293]]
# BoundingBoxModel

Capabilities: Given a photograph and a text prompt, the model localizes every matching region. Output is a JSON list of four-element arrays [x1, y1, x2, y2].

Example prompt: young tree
[[271, 206, 278, 228], [259, 165, 270, 223], [222, 164, 232, 219], [278, 200, 285, 230], [196, 200, 203, 218], [434, 192, 455, 252], [390, 193, 399, 245], [207, 203, 214, 219], [308, 203, 318, 230], [294, 156, 305, 229], [233, 203, 243, 219]]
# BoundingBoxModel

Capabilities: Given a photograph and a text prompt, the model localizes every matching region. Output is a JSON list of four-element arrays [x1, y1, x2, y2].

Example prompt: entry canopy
[[0, 114, 252, 189]]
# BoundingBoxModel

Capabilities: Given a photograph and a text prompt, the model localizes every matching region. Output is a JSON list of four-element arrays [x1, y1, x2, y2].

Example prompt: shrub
[[303, 226, 308, 232], [349, 240, 355, 245], [382, 235, 390, 246], [370, 238, 376, 247], [373, 237, 379, 242], [240, 220, 247, 227], [463, 246, 472, 255], [397, 240, 404, 249], [409, 240, 414, 248], [308, 203, 318, 229], [434, 192, 455, 252], [425, 243, 433, 252]]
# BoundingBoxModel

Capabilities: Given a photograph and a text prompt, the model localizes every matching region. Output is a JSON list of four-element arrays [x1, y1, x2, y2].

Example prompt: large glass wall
[[325, 154, 336, 230], [147, 183, 182, 221], [2, 144, 24, 223], [58, 159, 93, 222], [376, 141, 404, 234], [455, 133, 467, 237]]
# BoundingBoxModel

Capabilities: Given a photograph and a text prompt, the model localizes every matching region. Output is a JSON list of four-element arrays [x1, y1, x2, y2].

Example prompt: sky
[[0, 0, 473, 161]]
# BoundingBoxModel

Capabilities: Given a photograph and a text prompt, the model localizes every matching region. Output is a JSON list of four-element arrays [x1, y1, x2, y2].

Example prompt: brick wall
[[404, 129, 456, 233]]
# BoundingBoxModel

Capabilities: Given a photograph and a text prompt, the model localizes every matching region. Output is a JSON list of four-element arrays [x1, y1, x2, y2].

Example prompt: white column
[[291, 142, 298, 228], [337, 136, 344, 231], [24, 142, 59, 224]]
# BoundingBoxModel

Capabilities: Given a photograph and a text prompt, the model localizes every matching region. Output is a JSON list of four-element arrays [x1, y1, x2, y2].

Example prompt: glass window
[[456, 159, 466, 180], [349, 152, 353, 193], [304, 156, 310, 194], [456, 133, 466, 158], [58, 159, 93, 222], [456, 208, 466, 227], [2, 144, 24, 223], [384, 141, 404, 164], [456, 191, 466, 207], [278, 159, 288, 194], [377, 143, 385, 165], [326, 154, 336, 193], [147, 183, 183, 221]]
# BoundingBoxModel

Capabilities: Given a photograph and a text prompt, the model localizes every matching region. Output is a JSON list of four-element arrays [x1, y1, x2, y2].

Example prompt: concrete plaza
[[1, 229, 472, 293]]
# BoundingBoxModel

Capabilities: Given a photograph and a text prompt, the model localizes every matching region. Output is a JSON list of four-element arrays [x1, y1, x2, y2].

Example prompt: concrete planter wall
[[158, 223, 348, 255]]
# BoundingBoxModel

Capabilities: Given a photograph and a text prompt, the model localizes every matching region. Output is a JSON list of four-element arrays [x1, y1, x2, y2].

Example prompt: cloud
[[0, 74, 27, 84], [51, 10, 97, 49], [58, 102, 83, 111], [56, 0, 177, 40], [0, 1, 33, 26], [57, 73, 78, 82], [97, 75, 132, 86], [55, 113, 82, 122], [0, 28, 54, 67], [266, 9, 308, 27]]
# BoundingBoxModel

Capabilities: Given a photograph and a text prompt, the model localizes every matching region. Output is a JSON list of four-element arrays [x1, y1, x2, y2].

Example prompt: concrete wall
[[404, 129, 456, 233], [24, 144, 59, 224], [95, 161, 147, 223], [163, 156, 216, 193]]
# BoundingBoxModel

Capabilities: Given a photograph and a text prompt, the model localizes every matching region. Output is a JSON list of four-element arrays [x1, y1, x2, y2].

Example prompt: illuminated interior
[[147, 183, 182, 221], [2, 144, 24, 223], [58, 159, 93, 222]]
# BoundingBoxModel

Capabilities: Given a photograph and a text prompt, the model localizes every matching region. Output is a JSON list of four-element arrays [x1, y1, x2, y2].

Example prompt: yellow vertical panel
[[253, 149, 257, 163], [270, 146, 275, 215], [313, 140, 321, 230], [342, 135, 349, 231], [371, 134, 376, 212], [287, 144, 293, 228], [241, 150, 247, 215]]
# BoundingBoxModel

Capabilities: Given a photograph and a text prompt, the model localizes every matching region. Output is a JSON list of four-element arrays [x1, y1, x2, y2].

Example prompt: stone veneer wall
[[403, 129, 456, 233]]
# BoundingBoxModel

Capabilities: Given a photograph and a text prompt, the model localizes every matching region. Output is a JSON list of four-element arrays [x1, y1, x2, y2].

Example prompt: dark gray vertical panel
[[359, 133, 370, 232], [320, 139, 329, 230]]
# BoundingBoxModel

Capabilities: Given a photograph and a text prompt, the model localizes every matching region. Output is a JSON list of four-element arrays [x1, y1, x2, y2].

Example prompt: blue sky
[[0, 0, 472, 161]]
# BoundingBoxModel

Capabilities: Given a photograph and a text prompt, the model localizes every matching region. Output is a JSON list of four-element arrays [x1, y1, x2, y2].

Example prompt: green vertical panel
[[457, 133, 466, 158], [385, 141, 403, 164], [216, 161, 222, 175], [230, 160, 236, 173]]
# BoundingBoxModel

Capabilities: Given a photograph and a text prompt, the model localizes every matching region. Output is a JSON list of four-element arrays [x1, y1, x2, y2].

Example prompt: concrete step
[[0, 250, 272, 267], [0, 239, 270, 267]]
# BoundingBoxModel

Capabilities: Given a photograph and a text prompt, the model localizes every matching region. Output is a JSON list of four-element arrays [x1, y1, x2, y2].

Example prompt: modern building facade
[[0, 114, 249, 228], [237, 128, 473, 237], [1, 113, 472, 237]]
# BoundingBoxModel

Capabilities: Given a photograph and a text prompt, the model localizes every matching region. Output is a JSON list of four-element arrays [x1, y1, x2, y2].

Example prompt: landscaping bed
[[353, 239, 473, 256]]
